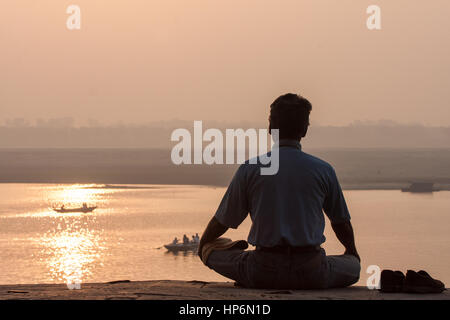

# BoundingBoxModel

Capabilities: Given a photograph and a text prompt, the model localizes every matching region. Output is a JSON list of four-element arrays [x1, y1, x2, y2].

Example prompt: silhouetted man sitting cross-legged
[[198, 93, 360, 289]]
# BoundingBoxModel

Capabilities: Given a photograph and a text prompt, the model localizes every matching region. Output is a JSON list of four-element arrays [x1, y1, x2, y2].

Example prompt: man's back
[[215, 139, 351, 247]]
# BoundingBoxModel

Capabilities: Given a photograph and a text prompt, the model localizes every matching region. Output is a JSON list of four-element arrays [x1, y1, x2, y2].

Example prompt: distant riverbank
[[1, 148, 450, 188]]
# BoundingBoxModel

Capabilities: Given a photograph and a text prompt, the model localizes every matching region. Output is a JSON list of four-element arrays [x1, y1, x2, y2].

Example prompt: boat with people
[[52, 203, 97, 213], [164, 242, 199, 252], [164, 234, 200, 252]]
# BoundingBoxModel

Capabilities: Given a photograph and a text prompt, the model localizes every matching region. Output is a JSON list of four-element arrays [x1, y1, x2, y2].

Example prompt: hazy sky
[[1, 0, 449, 126]]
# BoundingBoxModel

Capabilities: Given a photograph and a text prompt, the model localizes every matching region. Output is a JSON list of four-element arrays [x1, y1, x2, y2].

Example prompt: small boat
[[52, 206, 97, 213], [164, 242, 199, 252]]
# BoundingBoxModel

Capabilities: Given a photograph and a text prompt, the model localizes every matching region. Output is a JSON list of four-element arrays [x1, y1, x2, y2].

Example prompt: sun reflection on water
[[49, 184, 107, 210], [38, 185, 108, 285]]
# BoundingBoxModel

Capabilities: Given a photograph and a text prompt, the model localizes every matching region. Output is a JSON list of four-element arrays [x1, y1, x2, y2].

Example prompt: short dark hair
[[269, 93, 312, 140]]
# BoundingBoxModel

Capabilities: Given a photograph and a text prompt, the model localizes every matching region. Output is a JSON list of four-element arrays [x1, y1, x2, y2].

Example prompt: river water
[[0, 183, 448, 287]]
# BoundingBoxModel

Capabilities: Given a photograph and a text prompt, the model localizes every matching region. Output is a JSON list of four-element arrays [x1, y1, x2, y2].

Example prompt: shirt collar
[[275, 139, 302, 150]]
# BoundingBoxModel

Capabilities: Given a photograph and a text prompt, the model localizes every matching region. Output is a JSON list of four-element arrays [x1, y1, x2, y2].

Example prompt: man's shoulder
[[235, 151, 336, 177], [234, 154, 271, 179], [238, 158, 262, 173], [301, 151, 335, 172], [240, 152, 271, 167]]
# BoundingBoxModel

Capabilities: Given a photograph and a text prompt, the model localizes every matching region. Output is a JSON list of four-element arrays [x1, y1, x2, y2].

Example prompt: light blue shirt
[[214, 139, 351, 247]]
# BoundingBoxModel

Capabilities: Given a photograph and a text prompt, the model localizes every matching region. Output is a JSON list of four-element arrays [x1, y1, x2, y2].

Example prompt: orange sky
[[1, 0, 449, 126]]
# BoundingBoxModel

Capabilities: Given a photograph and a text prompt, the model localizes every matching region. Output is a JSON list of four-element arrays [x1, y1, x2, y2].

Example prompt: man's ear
[[301, 124, 309, 138]]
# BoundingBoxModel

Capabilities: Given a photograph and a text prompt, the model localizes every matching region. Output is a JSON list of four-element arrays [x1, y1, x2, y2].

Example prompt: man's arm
[[331, 220, 360, 262], [198, 216, 228, 260], [198, 165, 248, 260]]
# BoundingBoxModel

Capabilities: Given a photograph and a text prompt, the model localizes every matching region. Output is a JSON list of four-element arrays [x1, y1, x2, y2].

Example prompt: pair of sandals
[[380, 270, 445, 293]]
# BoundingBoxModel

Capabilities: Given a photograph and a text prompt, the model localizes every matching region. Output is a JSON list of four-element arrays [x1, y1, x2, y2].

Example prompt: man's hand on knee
[[198, 216, 229, 260]]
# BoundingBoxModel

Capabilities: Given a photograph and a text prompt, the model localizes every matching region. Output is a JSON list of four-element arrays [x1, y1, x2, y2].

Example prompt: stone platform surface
[[0, 280, 448, 300]]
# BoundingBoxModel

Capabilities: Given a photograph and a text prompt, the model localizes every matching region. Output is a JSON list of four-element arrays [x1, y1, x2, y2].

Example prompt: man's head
[[269, 93, 312, 140]]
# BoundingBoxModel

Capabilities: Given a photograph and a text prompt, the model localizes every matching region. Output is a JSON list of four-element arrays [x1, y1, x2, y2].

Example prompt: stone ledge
[[0, 280, 448, 300]]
